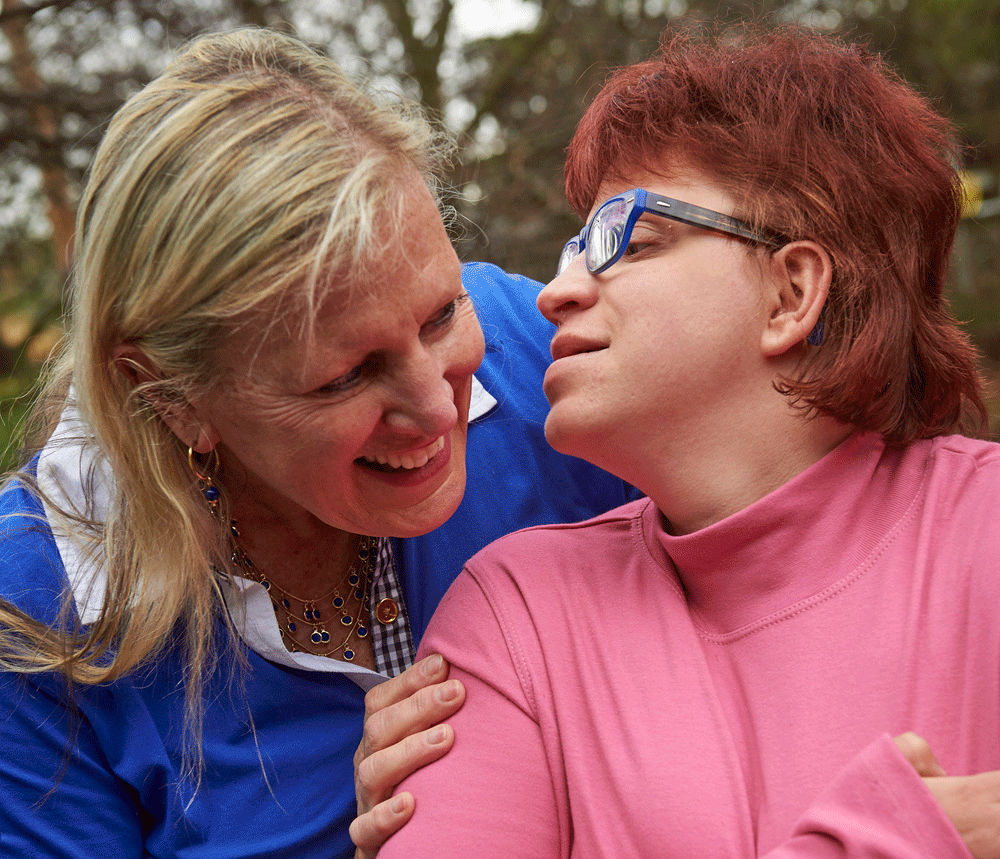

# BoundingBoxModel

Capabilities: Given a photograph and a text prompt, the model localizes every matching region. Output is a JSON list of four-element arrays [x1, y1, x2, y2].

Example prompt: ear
[[759, 241, 832, 358], [111, 343, 220, 454]]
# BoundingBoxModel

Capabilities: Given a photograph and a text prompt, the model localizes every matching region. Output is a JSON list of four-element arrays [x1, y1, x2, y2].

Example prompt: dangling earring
[[188, 446, 221, 518]]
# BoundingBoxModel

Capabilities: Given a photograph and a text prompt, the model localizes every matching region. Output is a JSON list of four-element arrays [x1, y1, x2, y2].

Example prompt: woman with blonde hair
[[0, 28, 635, 858], [381, 25, 1000, 859]]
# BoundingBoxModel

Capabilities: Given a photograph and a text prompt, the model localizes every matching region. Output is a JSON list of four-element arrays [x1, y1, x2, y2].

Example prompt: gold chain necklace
[[189, 447, 377, 661], [229, 524, 377, 660]]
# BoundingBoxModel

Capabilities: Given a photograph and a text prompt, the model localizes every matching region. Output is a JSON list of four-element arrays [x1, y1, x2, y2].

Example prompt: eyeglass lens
[[558, 240, 580, 276], [587, 199, 630, 273]]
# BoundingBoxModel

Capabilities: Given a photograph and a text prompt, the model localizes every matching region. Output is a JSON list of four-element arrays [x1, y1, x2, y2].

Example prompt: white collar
[[36, 375, 498, 690], [469, 374, 497, 422]]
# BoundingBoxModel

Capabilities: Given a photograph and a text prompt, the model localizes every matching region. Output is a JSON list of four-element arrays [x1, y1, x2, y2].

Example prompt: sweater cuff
[[789, 733, 973, 859]]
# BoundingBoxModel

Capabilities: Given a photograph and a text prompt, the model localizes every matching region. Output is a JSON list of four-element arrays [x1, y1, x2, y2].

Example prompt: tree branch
[[459, 0, 570, 142], [0, 0, 83, 25]]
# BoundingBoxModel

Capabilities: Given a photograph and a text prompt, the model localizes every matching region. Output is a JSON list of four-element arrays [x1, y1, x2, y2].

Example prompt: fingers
[[364, 654, 450, 718], [350, 792, 415, 859], [895, 734, 1000, 859], [893, 731, 947, 777], [354, 653, 465, 823], [921, 771, 1000, 859], [361, 656, 465, 758], [356, 721, 455, 814]]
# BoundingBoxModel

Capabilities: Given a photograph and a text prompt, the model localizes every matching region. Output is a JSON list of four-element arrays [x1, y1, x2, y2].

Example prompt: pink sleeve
[[761, 735, 973, 859], [379, 570, 565, 859], [382, 576, 972, 859]]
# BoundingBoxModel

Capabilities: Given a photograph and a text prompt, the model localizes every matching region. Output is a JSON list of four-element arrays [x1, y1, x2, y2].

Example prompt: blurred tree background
[[0, 0, 998, 465]]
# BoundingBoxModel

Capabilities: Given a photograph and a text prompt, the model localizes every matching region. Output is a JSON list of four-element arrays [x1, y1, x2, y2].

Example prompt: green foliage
[[0, 236, 64, 472], [0, 393, 33, 473]]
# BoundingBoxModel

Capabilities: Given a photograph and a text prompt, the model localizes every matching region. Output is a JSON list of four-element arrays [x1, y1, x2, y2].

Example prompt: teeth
[[363, 436, 444, 470]]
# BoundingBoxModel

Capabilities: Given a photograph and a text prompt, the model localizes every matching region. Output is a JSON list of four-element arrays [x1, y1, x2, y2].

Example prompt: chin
[[388, 508, 459, 539], [545, 411, 626, 476], [543, 412, 590, 459], [389, 475, 467, 539]]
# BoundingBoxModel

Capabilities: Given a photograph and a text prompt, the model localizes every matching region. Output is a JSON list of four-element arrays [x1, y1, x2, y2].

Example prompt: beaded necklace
[[229, 526, 376, 660], [190, 446, 375, 661]]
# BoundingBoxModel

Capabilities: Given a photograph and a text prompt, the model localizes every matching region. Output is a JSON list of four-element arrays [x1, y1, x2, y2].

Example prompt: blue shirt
[[0, 264, 638, 858]]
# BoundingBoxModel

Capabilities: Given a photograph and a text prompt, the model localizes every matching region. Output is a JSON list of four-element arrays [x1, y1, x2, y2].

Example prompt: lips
[[550, 332, 608, 362], [359, 435, 446, 472]]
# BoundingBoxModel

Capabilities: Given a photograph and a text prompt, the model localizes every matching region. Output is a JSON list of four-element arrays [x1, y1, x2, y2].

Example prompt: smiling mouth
[[358, 436, 445, 472]]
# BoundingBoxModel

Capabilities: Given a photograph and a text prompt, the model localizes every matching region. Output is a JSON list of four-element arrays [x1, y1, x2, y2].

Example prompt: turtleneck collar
[[640, 431, 932, 637]]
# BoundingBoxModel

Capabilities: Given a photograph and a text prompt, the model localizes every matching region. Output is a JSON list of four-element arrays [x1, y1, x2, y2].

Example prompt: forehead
[[216, 179, 461, 385]]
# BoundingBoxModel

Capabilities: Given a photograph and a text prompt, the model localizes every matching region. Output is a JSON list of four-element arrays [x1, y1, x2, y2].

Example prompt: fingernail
[[391, 795, 407, 814], [427, 725, 448, 745], [422, 654, 444, 676], [435, 681, 459, 704]]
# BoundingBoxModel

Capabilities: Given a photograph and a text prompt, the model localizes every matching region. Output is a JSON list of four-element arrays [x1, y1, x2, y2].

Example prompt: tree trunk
[[1, 0, 76, 274]]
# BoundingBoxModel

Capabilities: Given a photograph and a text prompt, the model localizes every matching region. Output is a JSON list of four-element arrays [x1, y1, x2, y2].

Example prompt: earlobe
[[111, 343, 218, 452], [189, 424, 220, 455], [760, 241, 832, 358]]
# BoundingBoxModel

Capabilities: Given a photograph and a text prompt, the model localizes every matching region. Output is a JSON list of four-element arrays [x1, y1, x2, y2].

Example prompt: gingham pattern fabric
[[369, 537, 416, 677]]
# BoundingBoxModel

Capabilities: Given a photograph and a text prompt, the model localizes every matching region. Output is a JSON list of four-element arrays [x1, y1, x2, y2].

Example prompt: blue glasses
[[556, 188, 783, 276]]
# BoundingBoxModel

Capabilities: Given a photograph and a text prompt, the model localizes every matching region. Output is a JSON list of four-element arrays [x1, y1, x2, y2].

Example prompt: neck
[[227, 494, 356, 598], [216, 449, 357, 597], [625, 408, 853, 536], [201, 451, 378, 666]]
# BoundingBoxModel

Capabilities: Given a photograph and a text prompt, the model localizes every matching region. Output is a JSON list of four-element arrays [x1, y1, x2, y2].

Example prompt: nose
[[537, 259, 599, 326], [383, 347, 458, 438], [383, 323, 483, 438], [385, 387, 456, 441]]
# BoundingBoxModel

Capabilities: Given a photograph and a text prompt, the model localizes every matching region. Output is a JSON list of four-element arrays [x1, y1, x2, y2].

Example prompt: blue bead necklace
[[191, 446, 375, 661], [230, 528, 375, 660]]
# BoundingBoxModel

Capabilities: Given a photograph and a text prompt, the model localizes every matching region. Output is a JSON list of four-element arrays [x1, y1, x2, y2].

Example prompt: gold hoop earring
[[188, 446, 221, 517]]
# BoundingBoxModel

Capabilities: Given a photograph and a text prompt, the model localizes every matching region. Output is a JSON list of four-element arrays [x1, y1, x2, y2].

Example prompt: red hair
[[565, 24, 987, 445]]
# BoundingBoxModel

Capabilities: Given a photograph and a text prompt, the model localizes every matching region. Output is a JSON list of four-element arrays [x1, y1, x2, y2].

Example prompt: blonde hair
[[0, 27, 448, 778]]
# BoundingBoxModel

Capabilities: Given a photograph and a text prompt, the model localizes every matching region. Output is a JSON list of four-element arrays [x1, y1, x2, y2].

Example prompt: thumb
[[894, 731, 947, 777]]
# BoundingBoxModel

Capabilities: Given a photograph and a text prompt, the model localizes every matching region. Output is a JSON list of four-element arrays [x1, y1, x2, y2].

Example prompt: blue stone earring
[[188, 446, 221, 518], [806, 308, 826, 347]]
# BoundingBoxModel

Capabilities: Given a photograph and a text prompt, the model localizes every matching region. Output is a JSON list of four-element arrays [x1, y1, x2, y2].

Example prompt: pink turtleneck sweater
[[382, 432, 999, 858]]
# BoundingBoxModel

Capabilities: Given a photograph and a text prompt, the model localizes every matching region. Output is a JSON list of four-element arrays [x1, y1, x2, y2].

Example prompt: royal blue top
[[0, 263, 638, 858]]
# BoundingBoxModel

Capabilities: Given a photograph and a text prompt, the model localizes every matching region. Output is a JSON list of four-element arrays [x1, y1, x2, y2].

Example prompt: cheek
[[275, 403, 380, 470]]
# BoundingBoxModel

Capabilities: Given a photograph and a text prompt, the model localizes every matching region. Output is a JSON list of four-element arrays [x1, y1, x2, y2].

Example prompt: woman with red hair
[[377, 24, 1000, 859]]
